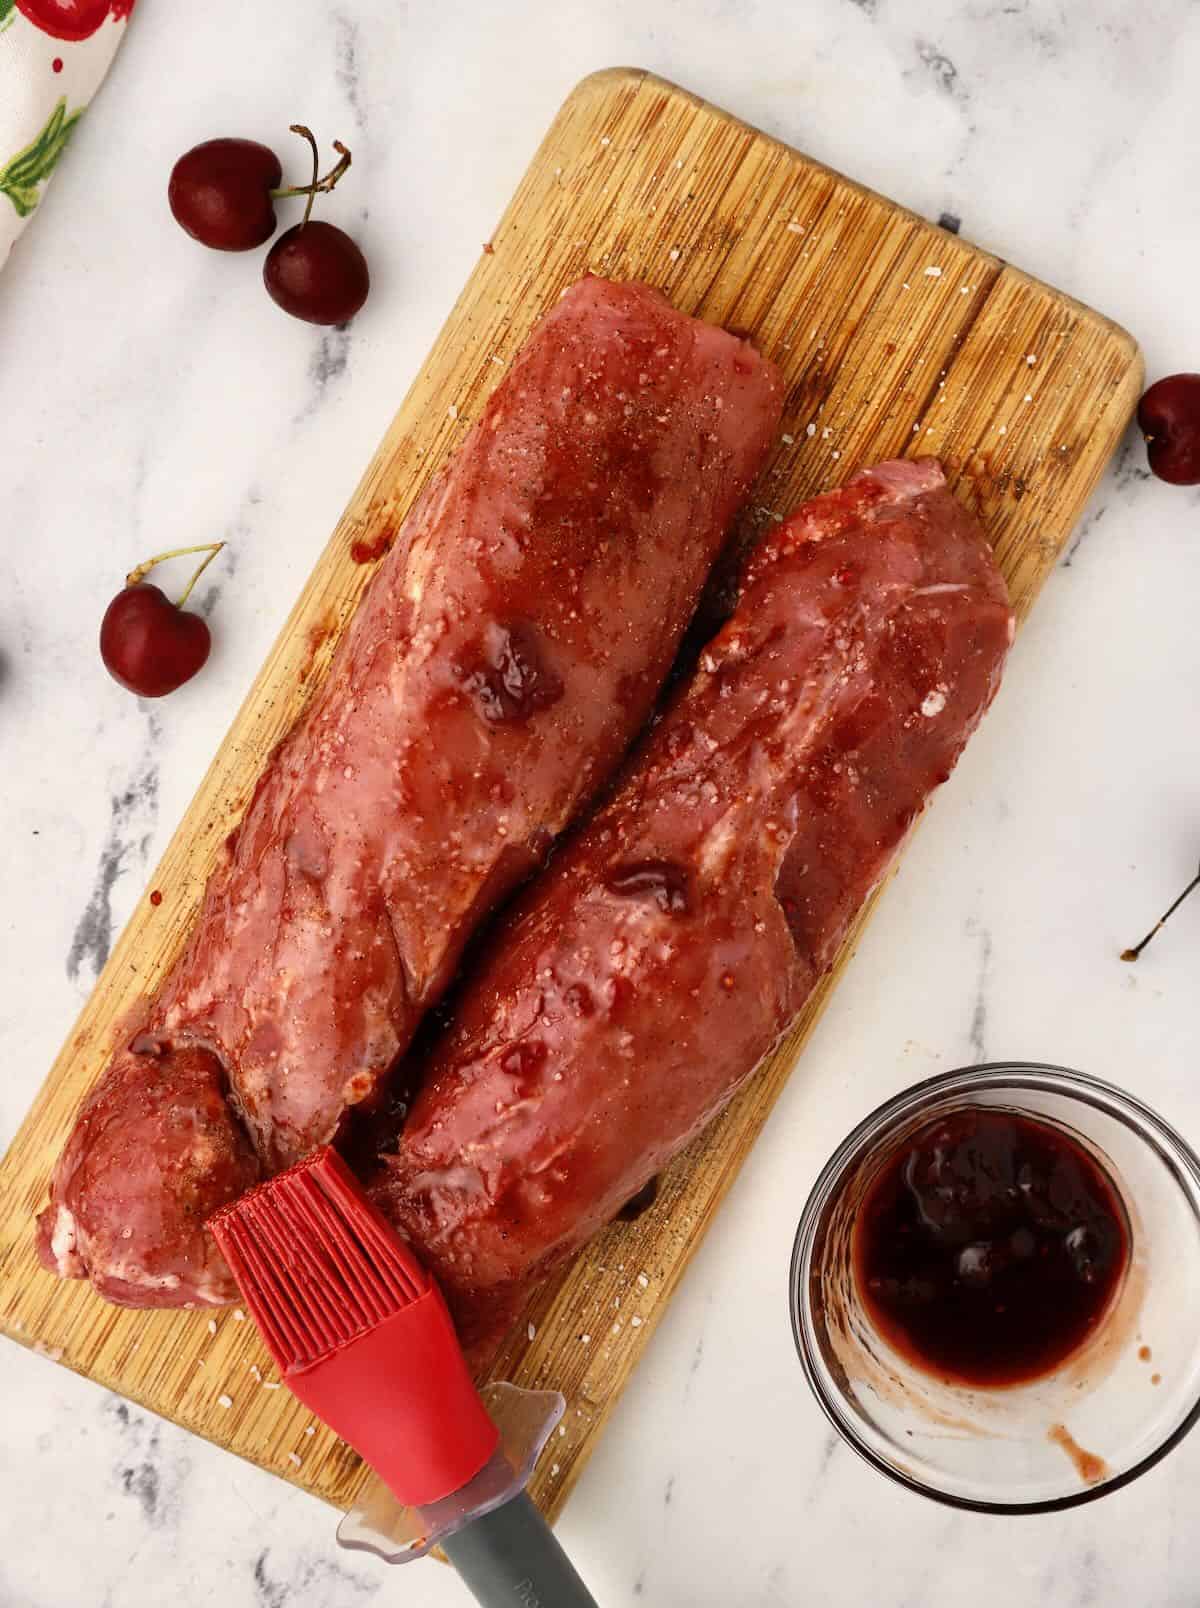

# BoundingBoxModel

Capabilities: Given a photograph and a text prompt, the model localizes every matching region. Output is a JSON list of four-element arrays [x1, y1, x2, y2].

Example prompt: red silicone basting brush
[[210, 1147, 597, 1606]]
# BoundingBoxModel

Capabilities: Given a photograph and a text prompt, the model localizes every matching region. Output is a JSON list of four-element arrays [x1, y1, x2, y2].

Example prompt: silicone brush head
[[211, 1146, 426, 1368], [210, 1147, 499, 1506]]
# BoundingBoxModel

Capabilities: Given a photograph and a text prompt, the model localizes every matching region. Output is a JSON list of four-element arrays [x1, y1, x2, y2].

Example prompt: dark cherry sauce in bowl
[[854, 1109, 1130, 1388]]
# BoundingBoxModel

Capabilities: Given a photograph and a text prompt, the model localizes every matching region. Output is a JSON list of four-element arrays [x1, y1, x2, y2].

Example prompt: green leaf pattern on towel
[[0, 96, 82, 217], [0, 0, 15, 31]]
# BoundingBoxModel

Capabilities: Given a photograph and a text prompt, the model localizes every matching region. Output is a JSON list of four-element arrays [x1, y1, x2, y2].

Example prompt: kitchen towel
[[0, 0, 133, 270]]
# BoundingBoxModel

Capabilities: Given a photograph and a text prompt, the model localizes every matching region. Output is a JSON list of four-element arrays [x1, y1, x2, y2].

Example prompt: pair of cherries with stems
[[169, 123, 370, 325], [100, 127, 370, 698]]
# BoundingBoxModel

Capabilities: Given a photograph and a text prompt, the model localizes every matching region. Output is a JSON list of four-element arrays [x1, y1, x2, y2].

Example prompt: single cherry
[[169, 125, 353, 255], [264, 221, 370, 325], [1137, 373, 1200, 486], [100, 543, 223, 697], [169, 139, 283, 251], [262, 127, 368, 325]]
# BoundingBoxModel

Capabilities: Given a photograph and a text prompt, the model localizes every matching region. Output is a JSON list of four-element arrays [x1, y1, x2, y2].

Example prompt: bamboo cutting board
[[0, 69, 1141, 1522]]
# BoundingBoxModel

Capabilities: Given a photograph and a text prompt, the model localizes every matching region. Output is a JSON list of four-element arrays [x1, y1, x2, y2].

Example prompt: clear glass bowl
[[791, 1063, 1200, 1513]]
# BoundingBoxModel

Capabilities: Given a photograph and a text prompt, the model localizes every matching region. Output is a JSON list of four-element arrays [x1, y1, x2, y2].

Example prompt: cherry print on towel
[[15, 0, 135, 42]]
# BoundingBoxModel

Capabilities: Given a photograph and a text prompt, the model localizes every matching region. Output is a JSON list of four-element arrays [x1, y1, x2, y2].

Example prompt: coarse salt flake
[[527, 1323, 537, 1342], [289, 1453, 302, 1467], [447, 403, 459, 420], [1026, 354, 1037, 365], [781, 433, 794, 445], [669, 248, 680, 262], [580, 1333, 591, 1346], [207, 1319, 217, 1335], [921, 688, 947, 718], [924, 265, 943, 278], [637, 1273, 650, 1288], [217, 1394, 233, 1409], [600, 136, 610, 146], [631, 1315, 643, 1328], [806, 422, 817, 438], [787, 221, 804, 234], [233, 1310, 245, 1322]]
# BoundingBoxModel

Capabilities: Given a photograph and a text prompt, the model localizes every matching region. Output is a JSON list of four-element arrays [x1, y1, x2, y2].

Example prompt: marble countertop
[[3, 1, 1199, 1603]]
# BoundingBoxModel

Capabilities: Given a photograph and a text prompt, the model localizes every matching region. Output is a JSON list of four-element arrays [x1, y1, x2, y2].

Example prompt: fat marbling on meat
[[371, 459, 1015, 1358], [38, 277, 782, 1306]]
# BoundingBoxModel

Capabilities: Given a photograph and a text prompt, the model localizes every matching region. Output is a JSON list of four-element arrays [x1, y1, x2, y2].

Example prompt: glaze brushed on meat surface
[[38, 277, 782, 1306], [371, 459, 1014, 1357], [41, 1043, 259, 1307]]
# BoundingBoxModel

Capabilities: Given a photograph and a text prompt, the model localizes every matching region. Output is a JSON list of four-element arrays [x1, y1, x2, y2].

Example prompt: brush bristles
[[210, 1149, 427, 1371]]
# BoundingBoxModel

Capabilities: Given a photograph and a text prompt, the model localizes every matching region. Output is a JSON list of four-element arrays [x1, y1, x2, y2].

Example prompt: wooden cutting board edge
[[0, 67, 1143, 1524]]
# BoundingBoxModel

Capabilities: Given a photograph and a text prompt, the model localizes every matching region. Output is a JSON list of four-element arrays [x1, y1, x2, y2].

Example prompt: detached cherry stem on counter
[[100, 543, 225, 699], [1121, 862, 1200, 962]]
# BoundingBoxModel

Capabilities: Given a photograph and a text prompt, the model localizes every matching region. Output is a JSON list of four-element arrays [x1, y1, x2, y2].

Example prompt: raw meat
[[38, 276, 782, 1306], [371, 459, 1015, 1357], [40, 1043, 259, 1306]]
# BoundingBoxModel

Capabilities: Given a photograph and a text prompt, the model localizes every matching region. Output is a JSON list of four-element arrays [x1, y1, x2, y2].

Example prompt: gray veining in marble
[[2, 1, 1200, 1604]]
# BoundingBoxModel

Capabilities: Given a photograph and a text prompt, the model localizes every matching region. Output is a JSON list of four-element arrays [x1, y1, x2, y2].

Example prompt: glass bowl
[[791, 1062, 1200, 1513]]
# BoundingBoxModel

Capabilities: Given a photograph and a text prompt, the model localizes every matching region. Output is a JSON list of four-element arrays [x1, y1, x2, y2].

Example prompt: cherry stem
[[270, 125, 352, 225], [1120, 864, 1200, 962], [125, 542, 225, 609]]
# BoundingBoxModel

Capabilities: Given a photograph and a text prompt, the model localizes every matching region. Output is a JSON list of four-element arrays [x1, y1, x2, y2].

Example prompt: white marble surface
[[3, 1, 1200, 1603]]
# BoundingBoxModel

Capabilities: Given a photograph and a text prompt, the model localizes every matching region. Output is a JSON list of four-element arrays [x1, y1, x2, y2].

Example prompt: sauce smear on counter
[[854, 1109, 1129, 1387]]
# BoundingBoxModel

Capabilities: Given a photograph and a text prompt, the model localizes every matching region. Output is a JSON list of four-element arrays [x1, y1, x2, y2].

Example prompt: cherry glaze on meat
[[38, 278, 782, 1305], [371, 459, 1014, 1361]]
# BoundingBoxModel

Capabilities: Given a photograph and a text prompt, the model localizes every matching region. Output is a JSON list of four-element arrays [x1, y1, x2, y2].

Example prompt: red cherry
[[169, 138, 283, 252], [101, 586, 211, 697], [15, 0, 114, 41], [263, 220, 370, 325], [99, 543, 223, 698], [1138, 374, 1200, 486]]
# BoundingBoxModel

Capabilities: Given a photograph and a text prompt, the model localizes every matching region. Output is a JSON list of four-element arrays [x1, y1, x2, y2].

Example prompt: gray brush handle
[[441, 1490, 599, 1607]]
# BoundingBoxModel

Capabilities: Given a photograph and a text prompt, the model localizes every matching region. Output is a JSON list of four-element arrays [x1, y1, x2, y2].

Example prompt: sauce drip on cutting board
[[854, 1109, 1129, 1387]]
